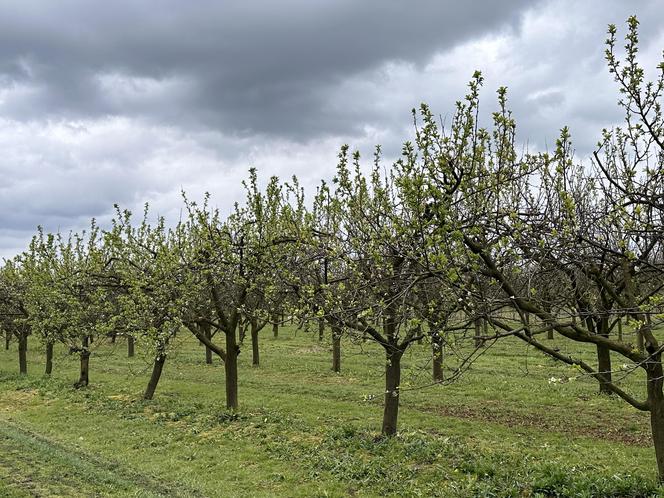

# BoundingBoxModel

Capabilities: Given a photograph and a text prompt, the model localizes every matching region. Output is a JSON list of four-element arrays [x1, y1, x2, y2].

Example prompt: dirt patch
[[0, 389, 38, 412], [425, 403, 651, 446]]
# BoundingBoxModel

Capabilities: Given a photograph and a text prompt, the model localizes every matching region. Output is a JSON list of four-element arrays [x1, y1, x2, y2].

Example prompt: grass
[[0, 325, 661, 497]]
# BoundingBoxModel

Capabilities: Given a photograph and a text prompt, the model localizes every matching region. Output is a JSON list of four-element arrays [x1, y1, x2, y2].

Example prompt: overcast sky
[[1, 0, 663, 258]]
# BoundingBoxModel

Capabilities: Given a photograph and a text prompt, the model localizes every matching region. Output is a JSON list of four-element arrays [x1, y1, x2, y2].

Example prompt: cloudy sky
[[1, 0, 662, 258]]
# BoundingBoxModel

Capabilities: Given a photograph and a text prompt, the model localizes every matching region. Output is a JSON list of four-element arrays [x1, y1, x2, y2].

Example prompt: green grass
[[0, 326, 661, 497]]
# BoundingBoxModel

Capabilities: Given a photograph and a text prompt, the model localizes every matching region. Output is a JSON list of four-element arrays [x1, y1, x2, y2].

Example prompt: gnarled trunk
[[143, 352, 166, 400], [272, 313, 279, 338], [382, 348, 403, 436]]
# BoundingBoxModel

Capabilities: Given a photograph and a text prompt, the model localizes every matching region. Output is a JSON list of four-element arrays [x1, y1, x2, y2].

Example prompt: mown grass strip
[[0, 418, 205, 497]]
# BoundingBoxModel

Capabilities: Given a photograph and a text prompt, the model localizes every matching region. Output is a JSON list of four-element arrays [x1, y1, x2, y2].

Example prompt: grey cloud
[[0, 1, 537, 138]]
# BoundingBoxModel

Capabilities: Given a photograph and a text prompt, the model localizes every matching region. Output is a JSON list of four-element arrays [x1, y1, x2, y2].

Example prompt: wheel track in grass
[[0, 417, 207, 497]]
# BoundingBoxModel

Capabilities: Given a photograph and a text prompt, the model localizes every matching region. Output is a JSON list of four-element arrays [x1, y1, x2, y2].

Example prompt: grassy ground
[[0, 325, 661, 497]]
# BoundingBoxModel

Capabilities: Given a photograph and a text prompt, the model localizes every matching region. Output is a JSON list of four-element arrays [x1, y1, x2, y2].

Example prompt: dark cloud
[[0, 0, 536, 138]]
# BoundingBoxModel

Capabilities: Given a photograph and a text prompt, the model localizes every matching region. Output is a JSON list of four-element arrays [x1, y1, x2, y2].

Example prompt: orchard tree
[[24, 224, 115, 388], [107, 206, 195, 400], [185, 170, 297, 410], [424, 18, 664, 480], [0, 257, 31, 374], [297, 139, 485, 436]]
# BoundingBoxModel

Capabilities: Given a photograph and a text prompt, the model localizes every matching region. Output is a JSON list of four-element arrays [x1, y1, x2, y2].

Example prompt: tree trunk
[[45, 341, 54, 375], [110, 333, 116, 344], [225, 325, 239, 410], [382, 349, 403, 436], [545, 310, 553, 338], [74, 336, 90, 388], [318, 318, 324, 341], [238, 317, 248, 344], [251, 318, 260, 367], [647, 353, 664, 482], [596, 343, 612, 394], [432, 332, 443, 382], [332, 326, 341, 373], [127, 335, 135, 357], [636, 316, 647, 353], [5, 331, 10, 350], [637, 330, 645, 352], [204, 323, 213, 365], [474, 318, 483, 348], [596, 316, 613, 395], [18, 334, 27, 375], [272, 314, 279, 338], [617, 319, 623, 342], [143, 353, 166, 400]]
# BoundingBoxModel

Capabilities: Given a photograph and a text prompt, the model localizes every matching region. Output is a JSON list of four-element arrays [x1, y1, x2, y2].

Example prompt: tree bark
[[474, 318, 483, 348], [127, 335, 135, 357], [332, 326, 341, 373], [617, 319, 623, 342], [382, 349, 403, 436], [143, 353, 166, 400], [596, 316, 613, 395], [272, 315, 279, 338], [45, 341, 53, 375], [5, 331, 10, 350], [318, 318, 324, 341], [251, 318, 259, 367], [647, 353, 664, 482], [74, 336, 90, 388], [18, 333, 27, 375], [432, 332, 443, 382], [225, 324, 239, 410], [596, 343, 612, 395]]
